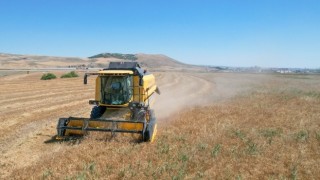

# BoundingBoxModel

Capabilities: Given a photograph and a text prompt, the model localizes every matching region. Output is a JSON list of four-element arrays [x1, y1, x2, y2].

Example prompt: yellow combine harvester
[[56, 62, 160, 142]]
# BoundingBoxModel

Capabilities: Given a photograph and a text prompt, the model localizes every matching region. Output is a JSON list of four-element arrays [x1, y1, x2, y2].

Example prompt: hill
[[0, 53, 88, 68], [89, 52, 202, 71], [0, 52, 204, 72], [88, 53, 137, 60]]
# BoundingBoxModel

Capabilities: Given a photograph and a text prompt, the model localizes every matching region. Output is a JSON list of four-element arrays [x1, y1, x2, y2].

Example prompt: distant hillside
[[88, 53, 184, 68], [0, 52, 206, 72], [0, 53, 88, 68], [89, 52, 200, 71], [136, 54, 186, 68]]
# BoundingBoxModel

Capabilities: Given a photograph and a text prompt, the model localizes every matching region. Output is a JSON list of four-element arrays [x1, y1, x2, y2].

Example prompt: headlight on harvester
[[89, 100, 99, 105]]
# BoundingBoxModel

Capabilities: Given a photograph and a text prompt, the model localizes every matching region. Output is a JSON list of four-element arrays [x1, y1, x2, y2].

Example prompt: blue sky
[[0, 0, 319, 68]]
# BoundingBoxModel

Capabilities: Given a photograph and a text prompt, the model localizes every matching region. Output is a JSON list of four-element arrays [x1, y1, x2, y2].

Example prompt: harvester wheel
[[57, 118, 68, 137], [143, 110, 157, 142], [90, 106, 106, 119]]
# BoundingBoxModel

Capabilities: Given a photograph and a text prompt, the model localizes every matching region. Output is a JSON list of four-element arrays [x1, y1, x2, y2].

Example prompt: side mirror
[[84, 74, 88, 85], [155, 87, 161, 95], [139, 76, 144, 86]]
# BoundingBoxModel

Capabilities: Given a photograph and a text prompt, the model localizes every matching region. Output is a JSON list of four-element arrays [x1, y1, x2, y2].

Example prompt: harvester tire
[[144, 110, 157, 142], [90, 106, 106, 119], [57, 118, 68, 137]]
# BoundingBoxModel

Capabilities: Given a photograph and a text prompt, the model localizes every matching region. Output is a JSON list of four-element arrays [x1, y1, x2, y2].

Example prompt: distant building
[[277, 68, 292, 74]]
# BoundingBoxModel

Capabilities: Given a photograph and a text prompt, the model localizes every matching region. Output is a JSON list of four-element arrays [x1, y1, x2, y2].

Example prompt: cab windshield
[[101, 75, 133, 105]]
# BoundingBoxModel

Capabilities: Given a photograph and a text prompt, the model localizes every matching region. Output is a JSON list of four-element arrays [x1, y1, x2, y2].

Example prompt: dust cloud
[[153, 72, 269, 120]]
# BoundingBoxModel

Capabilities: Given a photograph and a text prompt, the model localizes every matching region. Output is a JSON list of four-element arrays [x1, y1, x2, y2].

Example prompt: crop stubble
[[0, 72, 319, 179]]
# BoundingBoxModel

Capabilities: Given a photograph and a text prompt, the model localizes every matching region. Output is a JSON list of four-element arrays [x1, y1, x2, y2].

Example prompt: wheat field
[[0, 72, 319, 179]]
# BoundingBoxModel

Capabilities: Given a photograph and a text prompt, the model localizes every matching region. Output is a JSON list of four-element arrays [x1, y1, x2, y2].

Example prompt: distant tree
[[61, 71, 79, 78], [41, 73, 57, 80]]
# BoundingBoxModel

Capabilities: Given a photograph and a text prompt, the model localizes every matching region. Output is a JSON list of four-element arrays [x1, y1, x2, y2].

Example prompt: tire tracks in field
[[0, 75, 96, 145], [0, 91, 93, 117], [0, 92, 93, 135], [0, 88, 94, 104], [0, 82, 88, 95], [0, 88, 94, 109], [0, 101, 92, 177], [0, 98, 91, 151]]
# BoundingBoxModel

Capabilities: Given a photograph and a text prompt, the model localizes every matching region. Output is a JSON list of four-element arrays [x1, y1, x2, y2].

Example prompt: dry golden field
[[0, 71, 319, 179]]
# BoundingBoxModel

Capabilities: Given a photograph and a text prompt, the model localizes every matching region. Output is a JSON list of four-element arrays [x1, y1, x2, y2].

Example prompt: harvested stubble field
[[0, 72, 319, 179]]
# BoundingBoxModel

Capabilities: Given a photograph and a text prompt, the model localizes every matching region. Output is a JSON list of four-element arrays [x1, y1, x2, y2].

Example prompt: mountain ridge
[[0, 52, 200, 71]]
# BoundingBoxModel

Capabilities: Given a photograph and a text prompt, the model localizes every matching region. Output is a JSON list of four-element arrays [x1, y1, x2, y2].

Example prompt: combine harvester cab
[[56, 62, 160, 142]]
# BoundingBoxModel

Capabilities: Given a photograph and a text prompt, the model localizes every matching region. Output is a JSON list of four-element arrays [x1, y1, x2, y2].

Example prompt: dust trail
[[153, 72, 270, 121]]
